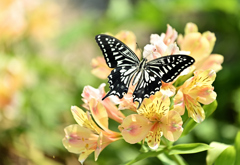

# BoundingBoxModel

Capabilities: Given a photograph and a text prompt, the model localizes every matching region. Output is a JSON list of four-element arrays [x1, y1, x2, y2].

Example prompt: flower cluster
[[63, 23, 223, 163]]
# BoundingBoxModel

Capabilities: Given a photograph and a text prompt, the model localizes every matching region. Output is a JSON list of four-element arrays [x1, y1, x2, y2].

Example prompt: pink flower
[[174, 69, 217, 123], [119, 93, 183, 149], [81, 83, 125, 123]]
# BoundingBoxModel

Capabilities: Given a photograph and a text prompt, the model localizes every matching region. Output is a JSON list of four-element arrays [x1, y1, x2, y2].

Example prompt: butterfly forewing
[[95, 34, 140, 68]]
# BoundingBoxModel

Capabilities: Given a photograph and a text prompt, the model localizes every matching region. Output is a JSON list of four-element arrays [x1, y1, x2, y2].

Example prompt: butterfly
[[95, 34, 195, 108]]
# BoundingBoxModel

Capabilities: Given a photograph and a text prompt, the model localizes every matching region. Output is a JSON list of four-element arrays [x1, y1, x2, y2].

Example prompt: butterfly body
[[95, 34, 195, 108]]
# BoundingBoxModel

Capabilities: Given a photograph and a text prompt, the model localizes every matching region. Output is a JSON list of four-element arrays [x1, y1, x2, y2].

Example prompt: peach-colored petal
[[192, 69, 216, 86], [160, 82, 176, 97], [198, 54, 224, 72], [184, 22, 198, 34], [89, 99, 109, 131], [203, 31, 216, 54], [188, 86, 217, 105], [91, 57, 112, 79], [146, 122, 162, 150], [164, 24, 178, 45], [82, 83, 125, 123], [82, 83, 106, 104], [161, 111, 183, 141], [119, 114, 152, 144], [185, 95, 205, 123], [163, 43, 180, 56], [78, 150, 95, 164], [101, 97, 125, 123], [71, 106, 101, 133], [173, 90, 185, 115], [118, 93, 137, 111], [62, 124, 98, 154], [179, 32, 210, 63]]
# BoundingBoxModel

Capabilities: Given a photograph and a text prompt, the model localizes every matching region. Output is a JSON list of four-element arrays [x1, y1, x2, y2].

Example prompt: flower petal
[[184, 22, 198, 34], [71, 106, 101, 133], [193, 69, 216, 86], [173, 90, 185, 115], [146, 122, 162, 150], [160, 82, 176, 97], [91, 57, 112, 79], [179, 32, 210, 63], [161, 111, 183, 141], [198, 54, 224, 72], [78, 150, 95, 164], [203, 31, 216, 54], [62, 124, 98, 154], [119, 114, 152, 144], [185, 95, 205, 123], [188, 86, 217, 105], [89, 99, 109, 131]]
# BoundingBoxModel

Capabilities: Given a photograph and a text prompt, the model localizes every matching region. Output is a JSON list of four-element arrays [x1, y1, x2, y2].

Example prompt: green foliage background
[[0, 0, 240, 164]]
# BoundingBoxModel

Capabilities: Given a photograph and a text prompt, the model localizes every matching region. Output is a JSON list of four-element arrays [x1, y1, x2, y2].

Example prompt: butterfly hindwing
[[103, 66, 137, 100], [133, 69, 162, 107], [95, 34, 140, 68]]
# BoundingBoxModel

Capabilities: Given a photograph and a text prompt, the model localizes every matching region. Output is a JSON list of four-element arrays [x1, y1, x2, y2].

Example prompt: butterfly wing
[[133, 55, 195, 108], [95, 34, 140, 68], [147, 54, 195, 83], [95, 34, 140, 99]]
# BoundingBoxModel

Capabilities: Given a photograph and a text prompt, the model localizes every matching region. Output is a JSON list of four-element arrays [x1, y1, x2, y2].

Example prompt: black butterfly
[[95, 34, 195, 108]]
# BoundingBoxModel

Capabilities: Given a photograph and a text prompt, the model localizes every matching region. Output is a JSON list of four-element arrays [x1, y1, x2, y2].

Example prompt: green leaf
[[158, 153, 187, 165], [124, 149, 165, 165], [206, 142, 231, 165], [204, 100, 218, 118], [234, 131, 240, 165], [215, 146, 236, 165], [169, 143, 210, 155], [181, 100, 218, 137]]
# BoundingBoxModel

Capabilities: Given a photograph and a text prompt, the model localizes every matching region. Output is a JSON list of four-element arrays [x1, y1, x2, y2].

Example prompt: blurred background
[[0, 0, 239, 164]]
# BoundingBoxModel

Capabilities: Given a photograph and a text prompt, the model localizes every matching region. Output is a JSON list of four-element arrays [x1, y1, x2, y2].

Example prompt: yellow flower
[[63, 105, 121, 163], [177, 22, 224, 72], [174, 69, 217, 123], [119, 93, 183, 150]]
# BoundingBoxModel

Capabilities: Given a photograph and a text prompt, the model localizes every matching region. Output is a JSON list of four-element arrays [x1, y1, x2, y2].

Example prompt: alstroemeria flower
[[177, 22, 224, 72], [63, 105, 121, 164], [119, 93, 183, 150], [91, 31, 141, 79], [174, 69, 217, 123], [82, 83, 125, 123]]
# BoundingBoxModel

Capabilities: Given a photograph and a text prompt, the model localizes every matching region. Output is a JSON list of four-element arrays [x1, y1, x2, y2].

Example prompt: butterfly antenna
[[136, 42, 142, 54]]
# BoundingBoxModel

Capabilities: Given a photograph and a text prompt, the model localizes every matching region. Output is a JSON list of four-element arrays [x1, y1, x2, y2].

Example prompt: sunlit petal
[[119, 114, 152, 144], [146, 122, 162, 150], [185, 95, 205, 123], [161, 111, 183, 141], [198, 54, 224, 72], [71, 106, 101, 133], [89, 99, 109, 131], [184, 22, 198, 34], [78, 150, 95, 164], [203, 31, 216, 54], [173, 90, 185, 115], [91, 57, 112, 79], [62, 124, 98, 154]]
